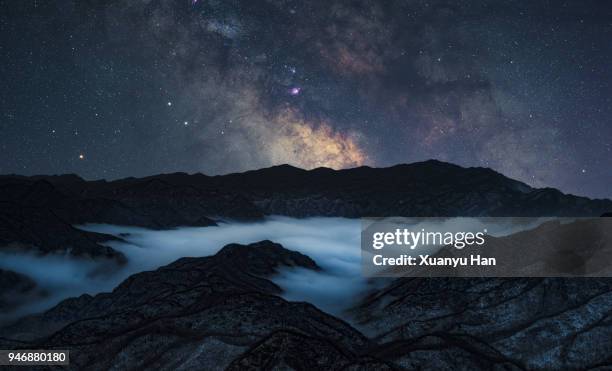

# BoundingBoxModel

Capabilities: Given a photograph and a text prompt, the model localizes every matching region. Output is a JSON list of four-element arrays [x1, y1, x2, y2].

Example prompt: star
[[2, 0, 610, 200]]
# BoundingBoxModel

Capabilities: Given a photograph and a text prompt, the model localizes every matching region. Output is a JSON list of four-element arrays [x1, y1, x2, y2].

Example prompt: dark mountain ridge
[[0, 241, 385, 370], [0, 160, 608, 282], [2, 160, 611, 223], [1, 162, 612, 369], [1, 160, 609, 270], [4, 239, 611, 370]]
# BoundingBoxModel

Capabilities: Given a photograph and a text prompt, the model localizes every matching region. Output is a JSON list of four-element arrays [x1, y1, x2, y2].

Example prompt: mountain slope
[[2, 160, 610, 224], [0, 241, 386, 370], [351, 275, 612, 370]]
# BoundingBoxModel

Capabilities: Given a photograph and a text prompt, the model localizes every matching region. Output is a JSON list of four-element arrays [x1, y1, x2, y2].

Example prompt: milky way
[[1, 1, 611, 198]]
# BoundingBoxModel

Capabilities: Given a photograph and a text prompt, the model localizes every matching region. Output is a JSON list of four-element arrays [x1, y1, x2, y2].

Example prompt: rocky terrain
[[387, 218, 612, 277], [353, 276, 612, 370], [3, 160, 611, 228], [0, 269, 46, 312], [2, 240, 611, 370], [0, 241, 389, 370], [0, 206, 125, 263], [1, 160, 609, 260], [1, 161, 612, 369], [211, 161, 612, 218]]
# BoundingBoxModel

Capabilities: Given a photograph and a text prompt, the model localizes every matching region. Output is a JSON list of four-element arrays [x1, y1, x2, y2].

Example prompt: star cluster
[[1, 0, 610, 198]]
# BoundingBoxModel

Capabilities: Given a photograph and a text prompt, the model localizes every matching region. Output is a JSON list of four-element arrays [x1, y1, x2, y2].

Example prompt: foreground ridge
[[0, 241, 387, 370], [2, 240, 612, 369]]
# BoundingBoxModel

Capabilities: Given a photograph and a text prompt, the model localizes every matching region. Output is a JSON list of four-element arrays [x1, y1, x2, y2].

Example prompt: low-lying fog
[[0, 217, 367, 324], [0, 216, 551, 325], [87, 216, 368, 317]]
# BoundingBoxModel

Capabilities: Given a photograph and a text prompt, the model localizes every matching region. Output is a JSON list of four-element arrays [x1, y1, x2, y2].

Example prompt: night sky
[[1, 1, 611, 198]]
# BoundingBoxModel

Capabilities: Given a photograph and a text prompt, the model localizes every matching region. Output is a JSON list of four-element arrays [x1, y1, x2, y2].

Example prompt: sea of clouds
[[0, 216, 551, 324]]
